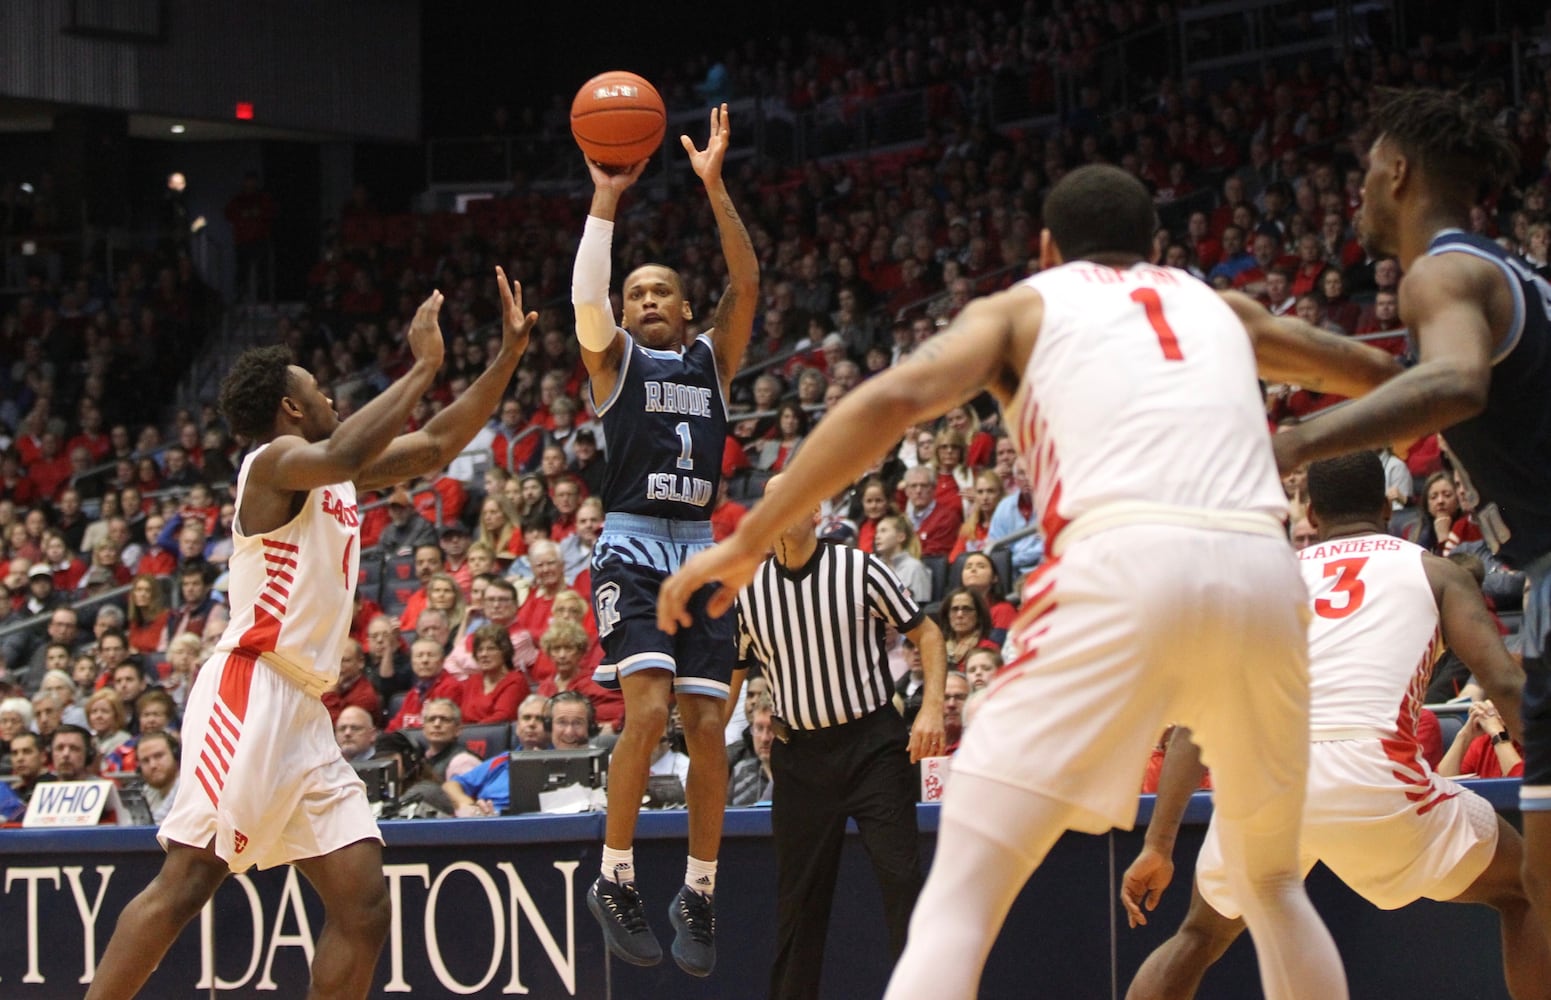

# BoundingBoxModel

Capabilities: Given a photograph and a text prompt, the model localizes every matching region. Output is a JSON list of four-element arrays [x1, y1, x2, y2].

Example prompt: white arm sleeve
[[572, 215, 618, 352]]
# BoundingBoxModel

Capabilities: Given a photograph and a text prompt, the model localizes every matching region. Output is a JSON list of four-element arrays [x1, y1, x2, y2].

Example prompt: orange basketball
[[570, 71, 667, 168]]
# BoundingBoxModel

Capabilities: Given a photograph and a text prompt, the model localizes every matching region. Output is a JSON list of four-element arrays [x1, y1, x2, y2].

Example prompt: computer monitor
[[503, 747, 610, 815]]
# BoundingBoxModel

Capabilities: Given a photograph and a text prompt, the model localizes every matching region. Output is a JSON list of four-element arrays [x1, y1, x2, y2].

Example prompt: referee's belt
[[1050, 500, 1286, 557], [771, 707, 886, 743]]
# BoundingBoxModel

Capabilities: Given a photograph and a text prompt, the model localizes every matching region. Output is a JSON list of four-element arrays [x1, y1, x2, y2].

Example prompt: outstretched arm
[[1427, 554, 1525, 744], [684, 105, 759, 387], [657, 286, 1036, 632], [1268, 254, 1496, 473], [257, 292, 445, 494], [572, 159, 645, 401], [1221, 291, 1402, 398], [356, 270, 535, 491]]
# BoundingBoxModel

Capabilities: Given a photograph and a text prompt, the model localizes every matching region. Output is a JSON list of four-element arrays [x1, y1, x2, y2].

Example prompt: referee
[[734, 476, 947, 1000]]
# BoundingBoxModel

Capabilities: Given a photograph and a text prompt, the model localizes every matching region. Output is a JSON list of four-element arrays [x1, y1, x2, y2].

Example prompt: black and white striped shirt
[[736, 540, 923, 730]]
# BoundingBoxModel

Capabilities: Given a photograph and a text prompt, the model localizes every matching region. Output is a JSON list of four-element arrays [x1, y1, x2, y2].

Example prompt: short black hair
[[1042, 165, 1157, 262], [1368, 87, 1518, 203], [220, 346, 295, 440], [1307, 452, 1386, 524], [53, 723, 96, 762]]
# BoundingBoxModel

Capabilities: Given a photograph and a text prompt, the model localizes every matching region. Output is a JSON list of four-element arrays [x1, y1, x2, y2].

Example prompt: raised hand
[[680, 103, 730, 184], [585, 155, 648, 194], [407, 290, 445, 371], [495, 266, 538, 357]]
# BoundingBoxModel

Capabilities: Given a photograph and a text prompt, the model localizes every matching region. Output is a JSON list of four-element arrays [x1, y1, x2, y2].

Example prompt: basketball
[[570, 71, 666, 168]]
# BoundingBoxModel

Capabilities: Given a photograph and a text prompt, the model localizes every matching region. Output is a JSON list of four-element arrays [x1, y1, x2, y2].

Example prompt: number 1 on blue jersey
[[675, 421, 694, 470]]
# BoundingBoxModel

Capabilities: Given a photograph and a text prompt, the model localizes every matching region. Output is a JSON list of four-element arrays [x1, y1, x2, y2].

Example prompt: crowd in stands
[[2, 0, 1550, 818]]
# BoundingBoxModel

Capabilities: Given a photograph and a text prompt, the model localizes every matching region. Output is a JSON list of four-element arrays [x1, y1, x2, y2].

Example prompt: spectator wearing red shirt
[[1316, 269, 1363, 335], [68, 405, 112, 462], [944, 405, 994, 469], [711, 480, 747, 543], [41, 533, 87, 592], [458, 623, 530, 725], [322, 640, 384, 727], [536, 619, 624, 734], [901, 464, 962, 558], [414, 474, 468, 531], [133, 515, 177, 578], [397, 544, 448, 632], [489, 398, 533, 475], [548, 474, 582, 542], [26, 432, 73, 500], [0, 451, 38, 507], [1439, 701, 1523, 779], [1355, 289, 1407, 357], [438, 523, 474, 601], [386, 637, 464, 732], [1231, 231, 1296, 298], [514, 540, 566, 640]]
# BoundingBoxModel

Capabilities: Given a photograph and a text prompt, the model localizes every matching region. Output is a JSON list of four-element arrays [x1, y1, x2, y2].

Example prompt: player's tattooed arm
[[708, 189, 759, 388]]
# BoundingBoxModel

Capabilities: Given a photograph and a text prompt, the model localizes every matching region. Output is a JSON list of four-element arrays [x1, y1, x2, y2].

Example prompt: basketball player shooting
[[659, 165, 1403, 1000], [84, 274, 536, 1000], [572, 103, 759, 978]]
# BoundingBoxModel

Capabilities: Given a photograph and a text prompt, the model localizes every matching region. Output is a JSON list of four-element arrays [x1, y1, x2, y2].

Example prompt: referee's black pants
[[768, 706, 923, 1000]]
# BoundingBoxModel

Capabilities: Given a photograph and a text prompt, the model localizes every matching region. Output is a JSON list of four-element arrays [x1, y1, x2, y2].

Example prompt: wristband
[[1493, 730, 1512, 745]]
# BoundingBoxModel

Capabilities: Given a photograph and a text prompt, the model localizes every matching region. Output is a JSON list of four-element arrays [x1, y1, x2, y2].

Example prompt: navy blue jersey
[[1426, 230, 1551, 567], [592, 331, 727, 520]]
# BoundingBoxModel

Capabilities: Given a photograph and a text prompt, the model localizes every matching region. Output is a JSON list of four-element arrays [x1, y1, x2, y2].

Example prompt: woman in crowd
[[932, 428, 973, 508], [157, 632, 204, 710], [458, 623, 528, 724], [125, 574, 171, 655], [1317, 268, 1361, 333], [86, 688, 134, 772], [78, 491, 121, 553], [752, 400, 809, 473], [852, 475, 895, 553], [950, 470, 1004, 562], [936, 587, 1000, 671], [1438, 700, 1523, 779], [959, 550, 1017, 638], [475, 496, 520, 561], [135, 689, 178, 738], [873, 513, 932, 605], [0, 697, 33, 774], [1404, 471, 1482, 556], [38, 670, 88, 727], [540, 589, 602, 673], [536, 618, 623, 734], [423, 572, 471, 639]]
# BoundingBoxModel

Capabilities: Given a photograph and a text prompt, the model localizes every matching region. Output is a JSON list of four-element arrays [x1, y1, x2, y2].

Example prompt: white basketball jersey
[[1006, 262, 1285, 542], [1300, 533, 1441, 741], [214, 444, 361, 695]]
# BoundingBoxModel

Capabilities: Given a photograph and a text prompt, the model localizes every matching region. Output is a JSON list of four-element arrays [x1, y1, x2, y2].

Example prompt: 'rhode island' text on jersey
[[591, 331, 728, 520], [1426, 229, 1551, 567]]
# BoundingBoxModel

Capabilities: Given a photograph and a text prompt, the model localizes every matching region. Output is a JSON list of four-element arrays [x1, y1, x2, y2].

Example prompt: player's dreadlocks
[[219, 345, 296, 440], [1367, 87, 1519, 204]]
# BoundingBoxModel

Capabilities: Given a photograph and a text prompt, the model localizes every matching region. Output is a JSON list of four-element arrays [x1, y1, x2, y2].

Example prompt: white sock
[[601, 847, 634, 885], [685, 856, 717, 896]]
